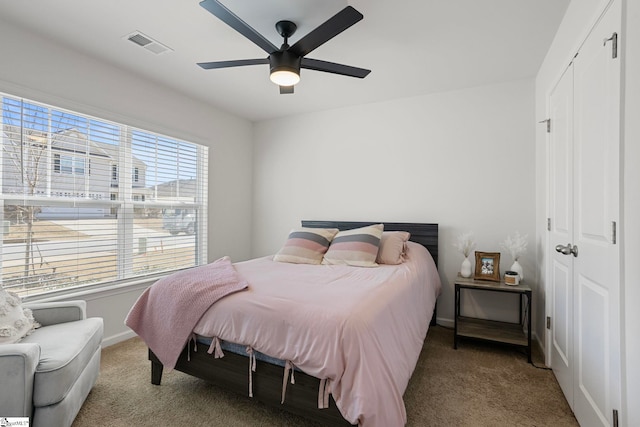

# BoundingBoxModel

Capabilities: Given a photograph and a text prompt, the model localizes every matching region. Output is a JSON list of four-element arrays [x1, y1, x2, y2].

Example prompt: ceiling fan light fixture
[[270, 69, 300, 86], [269, 51, 301, 86]]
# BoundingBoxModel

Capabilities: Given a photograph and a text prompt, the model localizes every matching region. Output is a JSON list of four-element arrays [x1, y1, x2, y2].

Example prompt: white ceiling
[[0, 0, 570, 122]]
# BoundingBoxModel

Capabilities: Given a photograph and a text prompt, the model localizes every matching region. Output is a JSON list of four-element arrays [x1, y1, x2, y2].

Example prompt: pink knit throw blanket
[[125, 256, 248, 370]]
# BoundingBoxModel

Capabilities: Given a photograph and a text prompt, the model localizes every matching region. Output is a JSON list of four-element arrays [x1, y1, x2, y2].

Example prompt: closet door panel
[[551, 259, 572, 399], [576, 274, 609, 423], [572, 0, 621, 425], [548, 64, 575, 407]]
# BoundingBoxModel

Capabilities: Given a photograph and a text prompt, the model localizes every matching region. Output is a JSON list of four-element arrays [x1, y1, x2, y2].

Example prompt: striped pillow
[[322, 224, 384, 267], [273, 227, 339, 265]]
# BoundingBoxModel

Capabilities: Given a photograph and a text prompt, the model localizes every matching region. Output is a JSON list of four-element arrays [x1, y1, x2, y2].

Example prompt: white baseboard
[[102, 329, 138, 348], [435, 317, 454, 328]]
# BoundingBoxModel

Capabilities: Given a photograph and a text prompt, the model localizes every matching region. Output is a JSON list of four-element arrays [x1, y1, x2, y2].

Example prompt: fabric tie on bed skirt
[[281, 360, 296, 404], [318, 378, 332, 409], [207, 337, 225, 359], [246, 346, 257, 397], [187, 334, 197, 361]]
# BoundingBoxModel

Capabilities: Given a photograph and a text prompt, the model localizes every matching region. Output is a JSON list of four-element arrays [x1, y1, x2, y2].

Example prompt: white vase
[[460, 257, 472, 278], [510, 259, 524, 282]]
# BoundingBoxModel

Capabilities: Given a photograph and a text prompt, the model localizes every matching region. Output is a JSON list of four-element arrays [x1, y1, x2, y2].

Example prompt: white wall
[[253, 79, 537, 328], [0, 18, 254, 344], [535, 0, 639, 424]]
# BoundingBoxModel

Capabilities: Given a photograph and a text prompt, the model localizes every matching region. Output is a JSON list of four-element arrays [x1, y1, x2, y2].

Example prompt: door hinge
[[612, 221, 617, 244], [547, 218, 551, 231], [604, 32, 618, 59], [546, 316, 551, 330], [539, 118, 551, 133], [613, 409, 619, 427]]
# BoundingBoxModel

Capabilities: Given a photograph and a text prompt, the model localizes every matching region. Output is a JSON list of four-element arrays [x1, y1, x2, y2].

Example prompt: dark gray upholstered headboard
[[301, 221, 439, 267]]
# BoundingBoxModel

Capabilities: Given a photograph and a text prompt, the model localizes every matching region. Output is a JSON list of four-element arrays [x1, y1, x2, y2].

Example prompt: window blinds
[[1, 93, 208, 297]]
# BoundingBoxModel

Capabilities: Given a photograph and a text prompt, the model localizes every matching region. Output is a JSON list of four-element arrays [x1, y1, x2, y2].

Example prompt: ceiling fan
[[197, 0, 371, 94]]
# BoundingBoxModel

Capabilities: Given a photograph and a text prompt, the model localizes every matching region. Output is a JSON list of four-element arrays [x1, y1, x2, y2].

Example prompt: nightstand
[[453, 275, 532, 362]]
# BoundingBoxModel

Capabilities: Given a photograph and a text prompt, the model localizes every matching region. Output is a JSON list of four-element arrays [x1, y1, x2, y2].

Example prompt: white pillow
[[0, 288, 40, 344]]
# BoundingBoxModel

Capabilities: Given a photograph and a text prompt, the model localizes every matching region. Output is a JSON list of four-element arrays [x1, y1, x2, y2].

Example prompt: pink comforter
[[193, 242, 441, 427], [125, 256, 248, 370]]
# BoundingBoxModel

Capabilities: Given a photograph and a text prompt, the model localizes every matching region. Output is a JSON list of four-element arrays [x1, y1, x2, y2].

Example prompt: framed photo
[[474, 251, 501, 282]]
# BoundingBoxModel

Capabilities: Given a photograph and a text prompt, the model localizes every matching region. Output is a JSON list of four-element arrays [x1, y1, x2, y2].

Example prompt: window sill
[[21, 273, 170, 303]]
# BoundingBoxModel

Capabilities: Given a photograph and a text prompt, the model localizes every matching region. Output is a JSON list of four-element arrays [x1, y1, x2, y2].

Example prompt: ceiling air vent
[[125, 31, 173, 55]]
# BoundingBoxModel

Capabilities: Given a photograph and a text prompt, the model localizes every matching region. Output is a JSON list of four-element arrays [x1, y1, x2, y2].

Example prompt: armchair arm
[[24, 300, 87, 326], [0, 343, 40, 417]]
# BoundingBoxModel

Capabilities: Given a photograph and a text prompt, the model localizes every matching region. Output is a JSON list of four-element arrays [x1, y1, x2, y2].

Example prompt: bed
[[144, 221, 440, 426]]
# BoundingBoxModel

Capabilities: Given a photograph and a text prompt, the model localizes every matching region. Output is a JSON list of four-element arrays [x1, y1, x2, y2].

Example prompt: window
[[0, 93, 208, 297], [74, 157, 85, 175], [53, 154, 86, 175]]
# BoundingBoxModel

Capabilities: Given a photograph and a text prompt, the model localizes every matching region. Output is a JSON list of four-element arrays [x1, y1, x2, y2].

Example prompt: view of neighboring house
[[2, 126, 149, 219], [153, 177, 197, 203]]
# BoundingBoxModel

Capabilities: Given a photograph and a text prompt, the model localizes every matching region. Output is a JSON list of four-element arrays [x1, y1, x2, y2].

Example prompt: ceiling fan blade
[[301, 58, 370, 78], [289, 6, 363, 57], [197, 58, 269, 70], [279, 85, 294, 94], [199, 0, 279, 54]]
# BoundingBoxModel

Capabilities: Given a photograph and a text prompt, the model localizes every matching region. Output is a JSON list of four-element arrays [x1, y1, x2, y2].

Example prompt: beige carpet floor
[[72, 326, 578, 426]]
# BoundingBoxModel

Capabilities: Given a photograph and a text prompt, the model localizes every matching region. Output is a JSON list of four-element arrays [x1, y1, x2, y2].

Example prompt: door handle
[[555, 243, 578, 257]]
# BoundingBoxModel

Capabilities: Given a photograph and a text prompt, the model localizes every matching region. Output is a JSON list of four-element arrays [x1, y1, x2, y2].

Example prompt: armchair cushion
[[21, 317, 103, 407]]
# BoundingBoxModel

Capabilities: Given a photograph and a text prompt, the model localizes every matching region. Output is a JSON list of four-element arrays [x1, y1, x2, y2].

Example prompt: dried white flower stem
[[501, 232, 528, 261], [453, 232, 476, 258]]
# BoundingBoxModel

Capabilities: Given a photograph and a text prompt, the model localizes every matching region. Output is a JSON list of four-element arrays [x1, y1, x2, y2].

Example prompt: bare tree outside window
[[2, 126, 49, 280]]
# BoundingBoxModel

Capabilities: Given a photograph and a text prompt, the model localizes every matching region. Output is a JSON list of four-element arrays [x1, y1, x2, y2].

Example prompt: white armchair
[[0, 300, 103, 427]]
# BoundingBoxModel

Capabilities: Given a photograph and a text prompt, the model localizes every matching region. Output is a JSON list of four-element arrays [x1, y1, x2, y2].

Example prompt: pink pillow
[[376, 231, 411, 265]]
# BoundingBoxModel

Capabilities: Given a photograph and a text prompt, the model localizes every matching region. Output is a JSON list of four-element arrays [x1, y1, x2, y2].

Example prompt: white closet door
[[572, 0, 621, 424], [548, 0, 621, 425], [548, 63, 575, 407]]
